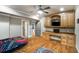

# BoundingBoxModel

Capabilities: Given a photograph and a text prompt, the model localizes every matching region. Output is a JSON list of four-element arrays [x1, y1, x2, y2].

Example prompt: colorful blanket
[[0, 36, 28, 53]]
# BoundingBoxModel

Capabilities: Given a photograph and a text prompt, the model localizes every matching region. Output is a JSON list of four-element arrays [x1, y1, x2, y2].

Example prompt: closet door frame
[[22, 20, 28, 38]]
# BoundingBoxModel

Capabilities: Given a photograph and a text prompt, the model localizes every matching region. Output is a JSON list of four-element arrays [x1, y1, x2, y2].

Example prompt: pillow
[[16, 39, 28, 44]]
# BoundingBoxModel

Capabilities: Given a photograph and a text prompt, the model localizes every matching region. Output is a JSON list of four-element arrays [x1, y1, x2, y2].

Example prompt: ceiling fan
[[38, 5, 50, 14]]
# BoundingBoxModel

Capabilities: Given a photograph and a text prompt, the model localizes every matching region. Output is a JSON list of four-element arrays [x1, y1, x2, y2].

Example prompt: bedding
[[16, 39, 28, 44], [0, 36, 28, 53]]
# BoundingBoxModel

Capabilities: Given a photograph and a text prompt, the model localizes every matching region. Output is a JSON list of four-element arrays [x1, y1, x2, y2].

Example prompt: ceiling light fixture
[[37, 10, 43, 14], [60, 8, 64, 11]]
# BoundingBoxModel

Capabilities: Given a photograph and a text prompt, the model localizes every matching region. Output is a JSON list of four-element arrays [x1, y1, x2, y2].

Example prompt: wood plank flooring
[[14, 36, 77, 53]]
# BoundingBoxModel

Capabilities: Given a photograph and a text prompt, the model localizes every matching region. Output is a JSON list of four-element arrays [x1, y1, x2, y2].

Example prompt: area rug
[[34, 47, 53, 53]]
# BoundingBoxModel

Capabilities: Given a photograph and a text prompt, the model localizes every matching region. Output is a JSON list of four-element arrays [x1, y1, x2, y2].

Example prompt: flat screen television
[[51, 19, 60, 26]]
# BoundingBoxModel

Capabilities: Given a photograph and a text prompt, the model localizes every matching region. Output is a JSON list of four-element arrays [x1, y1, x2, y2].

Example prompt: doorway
[[23, 21, 28, 38], [35, 21, 41, 36]]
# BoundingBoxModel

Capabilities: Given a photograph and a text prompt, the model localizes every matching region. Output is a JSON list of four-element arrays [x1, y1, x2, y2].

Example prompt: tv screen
[[51, 19, 60, 26]]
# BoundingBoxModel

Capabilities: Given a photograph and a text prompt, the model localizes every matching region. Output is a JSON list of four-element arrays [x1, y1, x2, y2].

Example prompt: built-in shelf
[[45, 11, 75, 28], [50, 34, 61, 41]]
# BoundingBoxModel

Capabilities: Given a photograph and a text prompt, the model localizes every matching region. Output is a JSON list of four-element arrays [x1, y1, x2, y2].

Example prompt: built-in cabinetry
[[61, 34, 76, 47], [60, 12, 75, 28], [45, 11, 75, 28], [43, 11, 76, 52], [43, 32, 76, 47], [45, 17, 51, 27]]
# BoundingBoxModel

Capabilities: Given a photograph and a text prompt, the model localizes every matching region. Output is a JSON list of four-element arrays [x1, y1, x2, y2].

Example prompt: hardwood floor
[[14, 36, 77, 53]]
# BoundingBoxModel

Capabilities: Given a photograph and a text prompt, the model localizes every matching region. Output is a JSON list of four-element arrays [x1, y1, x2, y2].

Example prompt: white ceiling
[[6, 5, 75, 18], [6, 5, 37, 16], [43, 5, 75, 14]]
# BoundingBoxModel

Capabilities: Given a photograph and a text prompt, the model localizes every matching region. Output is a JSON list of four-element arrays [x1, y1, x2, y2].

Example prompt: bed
[[0, 36, 28, 53]]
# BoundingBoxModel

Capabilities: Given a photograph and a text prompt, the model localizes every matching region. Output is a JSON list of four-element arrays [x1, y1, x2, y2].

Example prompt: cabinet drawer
[[61, 39, 67, 45], [67, 40, 75, 47]]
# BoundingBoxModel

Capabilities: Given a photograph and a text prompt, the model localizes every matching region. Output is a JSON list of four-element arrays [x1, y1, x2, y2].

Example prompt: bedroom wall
[[0, 6, 35, 39], [40, 17, 45, 33], [0, 14, 33, 39], [75, 6, 79, 52]]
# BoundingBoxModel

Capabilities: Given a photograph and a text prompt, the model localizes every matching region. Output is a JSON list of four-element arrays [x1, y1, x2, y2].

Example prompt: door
[[35, 22, 41, 36], [23, 21, 32, 38]]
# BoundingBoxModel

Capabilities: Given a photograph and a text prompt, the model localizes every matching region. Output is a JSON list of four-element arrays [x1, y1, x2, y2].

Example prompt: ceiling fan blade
[[43, 7, 50, 10], [42, 10, 49, 13], [39, 5, 42, 7], [38, 5, 49, 13]]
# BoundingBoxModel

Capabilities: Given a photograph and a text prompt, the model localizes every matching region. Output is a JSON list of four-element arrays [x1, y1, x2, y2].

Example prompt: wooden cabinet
[[60, 12, 75, 28], [42, 32, 76, 50], [43, 32, 75, 47], [44, 17, 51, 27], [67, 12, 75, 27], [60, 13, 68, 27], [61, 34, 75, 47], [45, 11, 75, 28]]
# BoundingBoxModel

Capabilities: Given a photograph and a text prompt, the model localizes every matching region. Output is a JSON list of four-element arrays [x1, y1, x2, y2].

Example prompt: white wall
[[40, 17, 45, 36], [75, 6, 79, 52], [0, 15, 9, 39], [40, 17, 45, 33]]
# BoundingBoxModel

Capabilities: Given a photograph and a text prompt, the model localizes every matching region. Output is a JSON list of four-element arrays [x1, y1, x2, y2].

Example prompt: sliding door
[[10, 17, 21, 37]]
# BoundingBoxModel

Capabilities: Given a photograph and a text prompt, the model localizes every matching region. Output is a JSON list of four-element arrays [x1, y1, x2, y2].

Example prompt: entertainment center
[[43, 11, 76, 52]]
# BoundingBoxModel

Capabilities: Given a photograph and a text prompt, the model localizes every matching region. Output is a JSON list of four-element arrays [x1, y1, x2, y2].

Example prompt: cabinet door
[[60, 13, 68, 27], [44, 17, 51, 27], [61, 35, 68, 45], [67, 12, 75, 28], [67, 35, 75, 47], [60, 12, 75, 28], [61, 34, 75, 47]]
